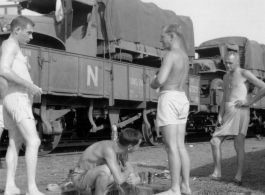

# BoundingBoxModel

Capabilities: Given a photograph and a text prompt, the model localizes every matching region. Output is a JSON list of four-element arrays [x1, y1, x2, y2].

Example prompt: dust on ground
[[0, 138, 265, 195]]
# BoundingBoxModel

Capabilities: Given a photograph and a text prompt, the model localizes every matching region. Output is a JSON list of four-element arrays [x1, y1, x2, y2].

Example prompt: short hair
[[118, 128, 143, 147], [225, 51, 240, 63], [10, 16, 35, 32], [163, 23, 183, 37]]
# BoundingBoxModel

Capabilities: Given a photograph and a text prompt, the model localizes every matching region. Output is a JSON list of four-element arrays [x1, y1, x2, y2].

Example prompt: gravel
[[0, 138, 265, 195]]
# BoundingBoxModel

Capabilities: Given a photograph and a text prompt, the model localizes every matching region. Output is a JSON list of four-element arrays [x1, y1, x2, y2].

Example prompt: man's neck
[[169, 39, 182, 51], [8, 34, 20, 46], [230, 67, 241, 74], [113, 141, 128, 155]]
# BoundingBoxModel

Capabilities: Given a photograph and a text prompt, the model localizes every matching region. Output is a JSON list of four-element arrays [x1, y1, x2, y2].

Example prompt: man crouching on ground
[[70, 128, 142, 195]]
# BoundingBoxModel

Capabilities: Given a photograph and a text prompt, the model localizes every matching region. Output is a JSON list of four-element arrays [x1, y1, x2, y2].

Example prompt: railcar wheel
[[142, 115, 163, 146], [22, 118, 63, 156]]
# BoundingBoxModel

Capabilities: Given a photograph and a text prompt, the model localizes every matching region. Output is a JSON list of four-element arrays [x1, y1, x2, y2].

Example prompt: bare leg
[[4, 128, 23, 195], [16, 119, 44, 195], [73, 164, 113, 195], [156, 124, 181, 195], [95, 174, 112, 195], [210, 136, 226, 177], [177, 123, 191, 195], [234, 134, 245, 181]]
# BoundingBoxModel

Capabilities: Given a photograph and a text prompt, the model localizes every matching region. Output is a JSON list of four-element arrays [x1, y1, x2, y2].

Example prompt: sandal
[[231, 178, 243, 186], [46, 183, 61, 191]]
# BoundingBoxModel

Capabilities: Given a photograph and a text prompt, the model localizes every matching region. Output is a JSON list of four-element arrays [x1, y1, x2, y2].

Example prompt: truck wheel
[[21, 118, 63, 156], [210, 78, 223, 90], [112, 53, 133, 62], [142, 114, 163, 146], [210, 78, 224, 106]]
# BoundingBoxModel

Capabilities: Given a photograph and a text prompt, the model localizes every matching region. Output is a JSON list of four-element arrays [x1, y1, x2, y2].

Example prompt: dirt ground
[[0, 138, 265, 195]]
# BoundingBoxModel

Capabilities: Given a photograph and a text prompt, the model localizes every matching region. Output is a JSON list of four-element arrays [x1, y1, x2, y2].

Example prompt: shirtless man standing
[[70, 128, 142, 195], [210, 51, 265, 186], [151, 23, 191, 195], [0, 16, 43, 195]]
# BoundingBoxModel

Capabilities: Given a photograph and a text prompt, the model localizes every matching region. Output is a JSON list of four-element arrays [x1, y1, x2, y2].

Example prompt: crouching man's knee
[[99, 164, 112, 176], [95, 165, 113, 193]]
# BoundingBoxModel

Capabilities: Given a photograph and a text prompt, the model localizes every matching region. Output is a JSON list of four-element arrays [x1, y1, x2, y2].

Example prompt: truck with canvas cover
[[192, 36, 265, 136], [0, 0, 197, 154]]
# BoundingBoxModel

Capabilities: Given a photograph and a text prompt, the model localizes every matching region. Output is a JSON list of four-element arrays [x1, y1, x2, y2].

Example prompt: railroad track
[[0, 135, 261, 159]]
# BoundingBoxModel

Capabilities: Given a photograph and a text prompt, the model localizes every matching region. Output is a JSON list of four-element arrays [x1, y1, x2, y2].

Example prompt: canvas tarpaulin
[[96, 0, 195, 57], [200, 37, 265, 72]]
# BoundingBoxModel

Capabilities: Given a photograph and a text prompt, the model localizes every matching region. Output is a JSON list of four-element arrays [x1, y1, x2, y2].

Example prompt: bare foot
[[155, 189, 181, 195], [180, 183, 191, 195], [4, 186, 21, 195], [210, 172, 221, 177], [26, 188, 45, 195]]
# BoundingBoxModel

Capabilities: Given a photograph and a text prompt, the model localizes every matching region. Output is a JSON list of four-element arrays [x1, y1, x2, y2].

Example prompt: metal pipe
[[143, 109, 151, 129], [88, 100, 97, 131], [40, 95, 53, 134]]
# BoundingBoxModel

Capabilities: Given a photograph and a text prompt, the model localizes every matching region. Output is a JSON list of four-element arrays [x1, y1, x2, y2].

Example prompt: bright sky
[[141, 0, 265, 46], [1, 0, 265, 46]]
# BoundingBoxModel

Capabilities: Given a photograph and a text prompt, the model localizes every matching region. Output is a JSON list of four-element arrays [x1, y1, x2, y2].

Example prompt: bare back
[[160, 48, 189, 92], [77, 141, 117, 170]]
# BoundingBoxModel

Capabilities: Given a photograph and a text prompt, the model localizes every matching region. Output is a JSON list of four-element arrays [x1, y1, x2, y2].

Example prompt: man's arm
[[0, 41, 42, 96], [243, 70, 265, 106], [118, 153, 141, 185], [104, 149, 134, 185], [150, 52, 175, 89]]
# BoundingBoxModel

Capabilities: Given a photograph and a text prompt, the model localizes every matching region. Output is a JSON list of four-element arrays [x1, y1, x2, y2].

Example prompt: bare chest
[[227, 74, 248, 90]]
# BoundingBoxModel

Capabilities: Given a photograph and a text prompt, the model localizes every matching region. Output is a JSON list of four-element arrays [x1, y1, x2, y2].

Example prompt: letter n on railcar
[[79, 58, 104, 96]]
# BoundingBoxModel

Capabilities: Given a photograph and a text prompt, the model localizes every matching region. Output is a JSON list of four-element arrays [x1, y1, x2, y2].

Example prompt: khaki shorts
[[71, 167, 93, 195], [213, 102, 250, 137], [70, 167, 115, 195], [3, 90, 34, 130], [156, 91, 189, 127]]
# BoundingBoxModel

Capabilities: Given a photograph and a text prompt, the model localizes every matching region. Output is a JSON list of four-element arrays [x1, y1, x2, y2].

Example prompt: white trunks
[[156, 91, 189, 127], [213, 102, 250, 137], [3, 87, 34, 130]]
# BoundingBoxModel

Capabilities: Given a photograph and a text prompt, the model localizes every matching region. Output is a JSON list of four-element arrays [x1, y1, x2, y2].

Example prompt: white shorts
[[156, 91, 189, 127], [3, 89, 34, 130]]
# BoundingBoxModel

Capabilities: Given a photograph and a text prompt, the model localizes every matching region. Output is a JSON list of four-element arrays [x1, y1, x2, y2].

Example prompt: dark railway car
[[0, 0, 198, 155]]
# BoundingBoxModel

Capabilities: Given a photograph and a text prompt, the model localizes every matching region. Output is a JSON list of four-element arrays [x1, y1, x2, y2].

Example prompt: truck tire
[[210, 78, 224, 106], [112, 53, 133, 62], [210, 78, 223, 90]]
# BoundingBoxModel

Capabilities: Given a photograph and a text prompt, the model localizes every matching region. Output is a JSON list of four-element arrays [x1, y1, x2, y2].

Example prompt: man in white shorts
[[150, 23, 191, 195], [0, 16, 43, 195]]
